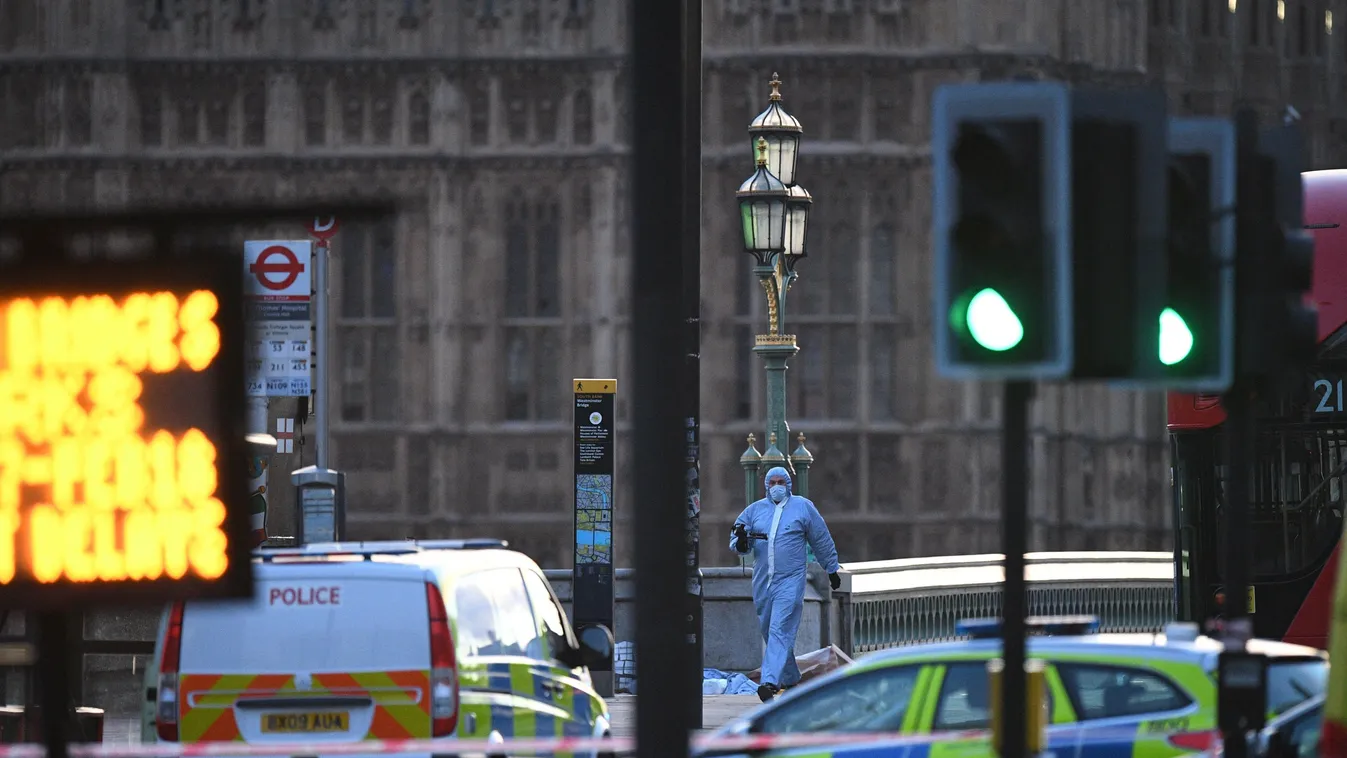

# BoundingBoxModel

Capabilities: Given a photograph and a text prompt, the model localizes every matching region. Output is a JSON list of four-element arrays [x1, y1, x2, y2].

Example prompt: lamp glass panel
[[786, 202, 809, 257]]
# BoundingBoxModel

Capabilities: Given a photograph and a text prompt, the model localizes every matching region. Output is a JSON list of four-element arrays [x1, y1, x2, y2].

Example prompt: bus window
[[1212, 426, 1346, 579], [1170, 412, 1347, 640], [1330, 438, 1345, 505]]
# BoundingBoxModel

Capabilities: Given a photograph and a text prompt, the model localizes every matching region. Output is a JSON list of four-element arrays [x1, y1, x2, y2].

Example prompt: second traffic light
[[1144, 117, 1237, 391]]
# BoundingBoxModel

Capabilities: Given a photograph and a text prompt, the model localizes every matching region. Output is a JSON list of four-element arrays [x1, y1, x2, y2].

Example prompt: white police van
[[142, 540, 614, 757]]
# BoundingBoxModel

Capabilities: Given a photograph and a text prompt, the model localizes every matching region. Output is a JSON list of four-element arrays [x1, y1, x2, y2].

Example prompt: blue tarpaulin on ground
[[702, 668, 760, 695]]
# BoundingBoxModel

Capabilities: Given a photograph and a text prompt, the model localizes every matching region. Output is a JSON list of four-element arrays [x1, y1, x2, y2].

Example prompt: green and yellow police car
[[707, 617, 1326, 758]]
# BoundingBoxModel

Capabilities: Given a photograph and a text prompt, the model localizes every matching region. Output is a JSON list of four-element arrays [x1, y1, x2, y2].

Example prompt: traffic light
[[932, 82, 1073, 380], [1259, 124, 1319, 368], [1150, 118, 1236, 391], [1234, 114, 1318, 376]]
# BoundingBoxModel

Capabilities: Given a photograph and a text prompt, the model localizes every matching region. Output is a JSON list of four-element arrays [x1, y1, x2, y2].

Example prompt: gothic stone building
[[2, 0, 1345, 569]]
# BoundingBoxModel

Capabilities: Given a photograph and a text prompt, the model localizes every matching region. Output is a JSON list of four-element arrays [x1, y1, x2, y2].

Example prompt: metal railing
[[834, 551, 1177, 655]]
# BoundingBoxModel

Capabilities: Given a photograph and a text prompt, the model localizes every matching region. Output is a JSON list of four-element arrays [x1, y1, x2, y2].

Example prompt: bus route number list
[[0, 290, 233, 590]]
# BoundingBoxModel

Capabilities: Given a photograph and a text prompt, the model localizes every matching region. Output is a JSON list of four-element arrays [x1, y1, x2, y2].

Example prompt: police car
[[141, 540, 614, 757], [706, 616, 1326, 758]]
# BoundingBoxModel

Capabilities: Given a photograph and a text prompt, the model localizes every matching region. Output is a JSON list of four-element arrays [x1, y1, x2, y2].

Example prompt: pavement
[[605, 695, 762, 738], [102, 696, 762, 743]]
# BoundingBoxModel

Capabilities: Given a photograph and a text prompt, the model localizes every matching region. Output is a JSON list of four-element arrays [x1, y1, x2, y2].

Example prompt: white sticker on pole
[[275, 418, 295, 454], [244, 240, 313, 398]]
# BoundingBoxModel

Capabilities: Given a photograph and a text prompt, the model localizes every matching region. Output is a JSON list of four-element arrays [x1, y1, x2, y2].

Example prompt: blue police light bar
[[254, 542, 421, 561], [956, 615, 1101, 639], [955, 618, 1005, 639], [254, 538, 509, 560], [413, 538, 510, 551]]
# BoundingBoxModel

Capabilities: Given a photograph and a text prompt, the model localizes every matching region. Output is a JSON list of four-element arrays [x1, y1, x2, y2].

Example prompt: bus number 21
[[1314, 379, 1345, 413]]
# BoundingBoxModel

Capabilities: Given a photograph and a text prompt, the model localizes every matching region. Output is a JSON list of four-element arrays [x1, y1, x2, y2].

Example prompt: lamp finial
[[756, 136, 768, 167], [769, 72, 782, 102]]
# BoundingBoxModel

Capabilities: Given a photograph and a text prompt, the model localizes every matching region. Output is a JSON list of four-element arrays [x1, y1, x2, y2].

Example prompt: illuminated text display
[[0, 264, 250, 604]]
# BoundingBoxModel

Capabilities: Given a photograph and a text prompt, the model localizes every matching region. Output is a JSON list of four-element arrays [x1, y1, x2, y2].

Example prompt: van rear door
[[175, 564, 433, 744]]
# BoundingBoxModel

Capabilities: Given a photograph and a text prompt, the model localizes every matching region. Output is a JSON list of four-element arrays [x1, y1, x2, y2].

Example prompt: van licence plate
[[261, 712, 349, 733]]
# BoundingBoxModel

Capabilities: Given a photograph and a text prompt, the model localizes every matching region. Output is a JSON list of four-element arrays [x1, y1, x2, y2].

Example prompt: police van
[[141, 540, 614, 756]]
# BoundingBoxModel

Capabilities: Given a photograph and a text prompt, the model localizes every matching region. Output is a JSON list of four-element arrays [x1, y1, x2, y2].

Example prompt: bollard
[[291, 466, 346, 544], [73, 708, 103, 743], [989, 657, 1049, 757]]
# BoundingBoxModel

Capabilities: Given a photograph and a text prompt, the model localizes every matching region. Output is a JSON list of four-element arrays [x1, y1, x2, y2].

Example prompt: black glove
[[733, 524, 750, 554], [829, 572, 841, 591]]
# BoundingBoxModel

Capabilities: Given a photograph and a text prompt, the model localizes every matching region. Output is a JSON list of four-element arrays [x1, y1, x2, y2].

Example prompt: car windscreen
[[1267, 660, 1327, 717]]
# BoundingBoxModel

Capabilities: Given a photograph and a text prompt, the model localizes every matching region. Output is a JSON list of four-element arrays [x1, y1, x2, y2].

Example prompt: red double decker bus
[[1168, 169, 1347, 648]]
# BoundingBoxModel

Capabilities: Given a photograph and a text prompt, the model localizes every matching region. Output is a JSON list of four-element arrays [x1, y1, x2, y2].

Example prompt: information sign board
[[573, 378, 615, 673], [243, 240, 312, 397], [0, 255, 252, 606]]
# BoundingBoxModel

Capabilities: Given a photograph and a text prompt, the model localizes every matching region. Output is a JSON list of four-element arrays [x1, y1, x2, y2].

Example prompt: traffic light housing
[[1149, 117, 1236, 391], [1068, 88, 1168, 382], [932, 82, 1073, 380], [1235, 115, 1318, 377], [1260, 124, 1319, 369]]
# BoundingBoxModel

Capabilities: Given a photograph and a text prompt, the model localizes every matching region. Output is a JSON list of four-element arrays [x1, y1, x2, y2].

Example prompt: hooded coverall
[[729, 466, 840, 689]]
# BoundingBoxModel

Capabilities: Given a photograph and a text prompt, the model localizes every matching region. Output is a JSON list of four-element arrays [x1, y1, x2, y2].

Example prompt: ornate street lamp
[[736, 137, 790, 265], [748, 72, 803, 187], [737, 74, 815, 506]]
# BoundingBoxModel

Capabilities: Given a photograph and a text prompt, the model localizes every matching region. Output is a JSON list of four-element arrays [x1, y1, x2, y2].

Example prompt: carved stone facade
[[3, 0, 1345, 569]]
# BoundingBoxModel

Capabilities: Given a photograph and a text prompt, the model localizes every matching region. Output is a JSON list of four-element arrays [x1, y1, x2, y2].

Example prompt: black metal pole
[[1001, 380, 1032, 758], [1223, 109, 1256, 648], [1219, 382, 1252, 758], [36, 612, 71, 758], [1221, 360, 1253, 644], [681, 0, 705, 732], [632, 1, 694, 757], [1218, 106, 1260, 758]]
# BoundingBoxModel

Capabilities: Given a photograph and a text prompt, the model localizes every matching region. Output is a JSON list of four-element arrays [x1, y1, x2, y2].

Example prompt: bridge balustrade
[[836, 551, 1177, 654]]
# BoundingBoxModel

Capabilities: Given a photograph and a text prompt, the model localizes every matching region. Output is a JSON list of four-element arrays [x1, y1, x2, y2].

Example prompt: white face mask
[[769, 485, 788, 504]]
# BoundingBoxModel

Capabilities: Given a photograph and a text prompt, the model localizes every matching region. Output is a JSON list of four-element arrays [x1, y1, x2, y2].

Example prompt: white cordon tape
[[0, 731, 955, 757], [0, 725, 1204, 757]]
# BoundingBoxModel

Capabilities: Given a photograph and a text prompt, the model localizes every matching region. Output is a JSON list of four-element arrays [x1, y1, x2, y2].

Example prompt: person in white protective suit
[[730, 465, 841, 702]]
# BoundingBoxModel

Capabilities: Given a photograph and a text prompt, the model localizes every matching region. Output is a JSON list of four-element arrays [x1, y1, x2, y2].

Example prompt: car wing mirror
[[554, 635, 585, 669], [576, 623, 614, 669]]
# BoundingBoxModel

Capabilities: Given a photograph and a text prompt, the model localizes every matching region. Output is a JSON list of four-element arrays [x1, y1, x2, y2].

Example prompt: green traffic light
[[964, 288, 1024, 351], [1159, 307, 1194, 365]]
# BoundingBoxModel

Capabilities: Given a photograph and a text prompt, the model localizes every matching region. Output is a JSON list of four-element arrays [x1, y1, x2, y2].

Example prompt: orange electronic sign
[[0, 256, 251, 607]]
